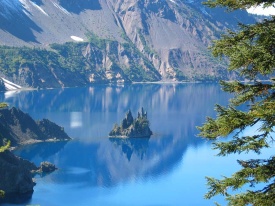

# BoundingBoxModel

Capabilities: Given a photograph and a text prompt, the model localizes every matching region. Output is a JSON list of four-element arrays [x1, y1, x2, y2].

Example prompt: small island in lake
[[109, 108, 153, 138]]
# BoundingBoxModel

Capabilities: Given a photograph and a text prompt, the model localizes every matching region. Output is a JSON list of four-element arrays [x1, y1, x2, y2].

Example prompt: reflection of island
[[109, 108, 152, 138], [109, 137, 149, 161]]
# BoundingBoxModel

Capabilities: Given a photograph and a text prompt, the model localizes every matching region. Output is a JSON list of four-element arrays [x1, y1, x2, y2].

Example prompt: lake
[[0, 83, 268, 206]]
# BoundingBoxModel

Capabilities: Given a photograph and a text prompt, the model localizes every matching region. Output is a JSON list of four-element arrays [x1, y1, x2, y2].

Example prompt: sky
[[247, 5, 275, 15]]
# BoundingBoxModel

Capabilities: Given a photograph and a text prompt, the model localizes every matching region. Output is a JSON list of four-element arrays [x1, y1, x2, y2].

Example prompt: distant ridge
[[0, 0, 258, 86]]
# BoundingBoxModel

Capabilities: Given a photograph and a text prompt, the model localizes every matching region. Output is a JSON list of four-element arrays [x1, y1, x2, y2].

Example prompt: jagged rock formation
[[0, 107, 71, 146], [0, 0, 258, 87], [109, 108, 153, 138]]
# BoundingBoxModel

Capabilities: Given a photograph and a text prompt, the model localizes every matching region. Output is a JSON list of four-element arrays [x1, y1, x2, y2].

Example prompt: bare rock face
[[0, 106, 66, 202], [0, 150, 37, 195], [0, 107, 71, 146], [0, 151, 57, 204], [37, 119, 71, 141]]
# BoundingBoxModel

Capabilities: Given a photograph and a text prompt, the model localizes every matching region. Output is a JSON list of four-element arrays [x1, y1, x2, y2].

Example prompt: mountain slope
[[0, 0, 257, 86]]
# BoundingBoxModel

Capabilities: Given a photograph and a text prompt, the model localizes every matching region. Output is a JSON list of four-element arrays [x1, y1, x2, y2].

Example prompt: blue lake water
[[1, 83, 272, 206]]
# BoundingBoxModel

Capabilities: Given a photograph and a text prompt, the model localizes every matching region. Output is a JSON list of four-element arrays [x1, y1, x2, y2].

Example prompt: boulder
[[38, 161, 57, 173]]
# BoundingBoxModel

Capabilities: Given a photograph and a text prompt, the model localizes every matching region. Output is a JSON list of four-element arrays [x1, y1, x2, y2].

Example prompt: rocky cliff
[[0, 0, 257, 87], [109, 108, 153, 138], [0, 106, 67, 202], [0, 150, 36, 195], [0, 150, 57, 201], [0, 107, 71, 146]]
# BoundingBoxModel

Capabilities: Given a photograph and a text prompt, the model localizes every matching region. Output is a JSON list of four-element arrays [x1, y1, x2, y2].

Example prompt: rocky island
[[109, 108, 153, 138]]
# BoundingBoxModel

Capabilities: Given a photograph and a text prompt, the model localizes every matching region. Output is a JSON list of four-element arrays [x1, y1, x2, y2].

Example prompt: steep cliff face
[[0, 150, 36, 195], [0, 107, 71, 146], [0, 0, 256, 86], [0, 41, 161, 88], [109, 0, 255, 81], [0, 106, 69, 200]]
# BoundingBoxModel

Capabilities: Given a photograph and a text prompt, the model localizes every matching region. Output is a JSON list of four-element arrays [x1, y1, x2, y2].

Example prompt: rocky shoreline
[[0, 106, 71, 202]]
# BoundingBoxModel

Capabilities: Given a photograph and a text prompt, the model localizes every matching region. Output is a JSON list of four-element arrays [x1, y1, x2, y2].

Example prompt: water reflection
[[109, 138, 150, 161], [0, 84, 232, 205], [15, 141, 68, 161]]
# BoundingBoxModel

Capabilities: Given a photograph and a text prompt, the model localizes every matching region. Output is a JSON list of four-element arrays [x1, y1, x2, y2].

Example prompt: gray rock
[[0, 0, 258, 87], [38, 161, 57, 173], [0, 107, 71, 147], [109, 108, 153, 138], [0, 150, 37, 194]]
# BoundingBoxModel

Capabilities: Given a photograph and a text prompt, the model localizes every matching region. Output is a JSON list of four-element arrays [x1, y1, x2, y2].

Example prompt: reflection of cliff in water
[[0, 84, 229, 115], [0, 84, 231, 141], [14, 130, 190, 189], [3, 84, 232, 190], [14, 141, 68, 163]]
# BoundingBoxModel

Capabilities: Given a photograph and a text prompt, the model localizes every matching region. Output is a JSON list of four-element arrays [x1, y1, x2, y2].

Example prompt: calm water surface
[[0, 83, 266, 206]]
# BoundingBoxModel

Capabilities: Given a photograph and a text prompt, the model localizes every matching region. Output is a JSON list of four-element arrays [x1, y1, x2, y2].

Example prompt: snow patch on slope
[[1, 78, 22, 90], [71, 36, 84, 42], [169, 0, 177, 4]]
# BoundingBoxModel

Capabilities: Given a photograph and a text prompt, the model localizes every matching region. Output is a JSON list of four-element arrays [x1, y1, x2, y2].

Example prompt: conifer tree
[[198, 1, 275, 205], [0, 141, 9, 198], [0, 190, 4, 198]]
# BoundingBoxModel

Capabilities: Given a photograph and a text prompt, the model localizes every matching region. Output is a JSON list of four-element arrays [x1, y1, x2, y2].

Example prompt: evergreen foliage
[[198, 0, 275, 205], [0, 102, 8, 109], [0, 141, 10, 153], [0, 190, 4, 198], [0, 109, 10, 198], [0, 38, 160, 84]]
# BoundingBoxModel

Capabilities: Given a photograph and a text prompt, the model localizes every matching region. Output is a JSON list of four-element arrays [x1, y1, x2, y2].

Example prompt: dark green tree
[[198, 1, 275, 205], [0, 190, 4, 198]]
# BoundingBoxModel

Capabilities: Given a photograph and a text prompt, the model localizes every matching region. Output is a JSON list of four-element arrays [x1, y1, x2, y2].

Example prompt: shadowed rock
[[0, 150, 57, 204], [37, 161, 57, 173], [0, 107, 71, 146]]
